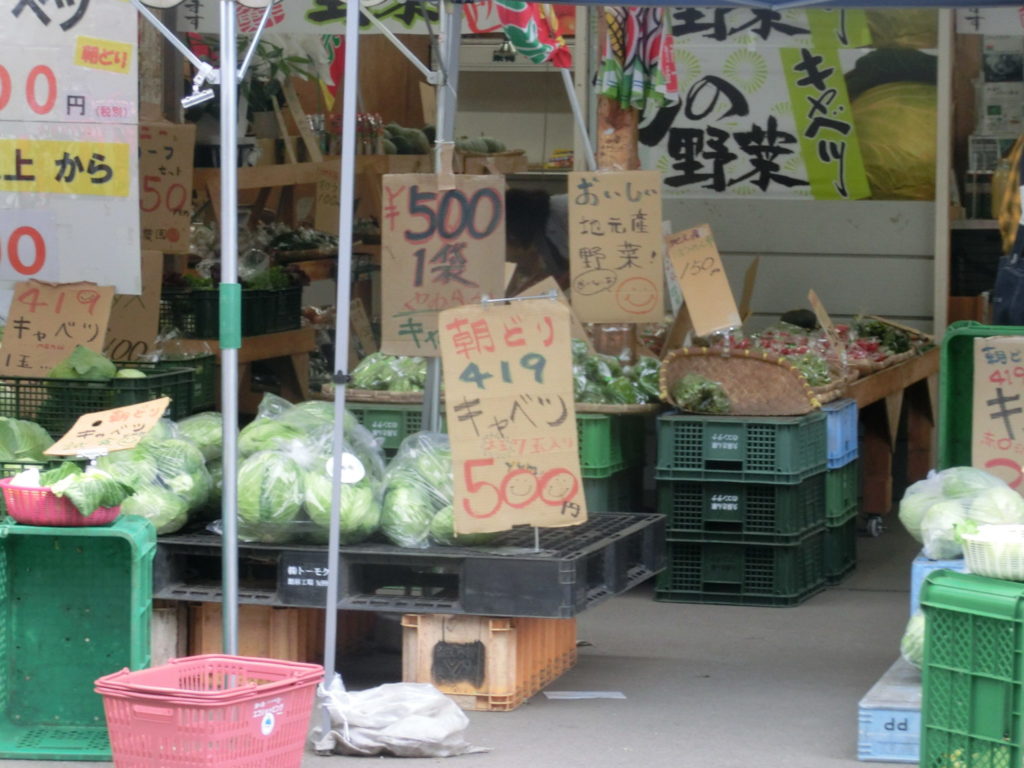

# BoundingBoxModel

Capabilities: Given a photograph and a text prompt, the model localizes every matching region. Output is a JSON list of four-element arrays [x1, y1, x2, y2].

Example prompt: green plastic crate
[[655, 528, 826, 606], [127, 354, 217, 413], [655, 411, 827, 484], [347, 403, 427, 454], [657, 472, 826, 543], [620, 414, 650, 468], [0, 364, 193, 437], [825, 460, 860, 524], [939, 321, 1024, 469], [0, 515, 155, 760], [920, 570, 1024, 768], [824, 508, 857, 585], [583, 469, 639, 513]]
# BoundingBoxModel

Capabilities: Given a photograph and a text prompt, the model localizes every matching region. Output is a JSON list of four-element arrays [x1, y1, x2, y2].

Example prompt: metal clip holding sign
[[480, 289, 559, 553]]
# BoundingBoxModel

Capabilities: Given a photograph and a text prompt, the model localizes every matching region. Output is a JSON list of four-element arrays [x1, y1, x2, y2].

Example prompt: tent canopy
[[515, 1, 1021, 7]]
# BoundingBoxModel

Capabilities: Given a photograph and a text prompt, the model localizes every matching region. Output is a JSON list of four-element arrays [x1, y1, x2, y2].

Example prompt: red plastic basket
[[95, 655, 323, 768], [0, 477, 120, 526]]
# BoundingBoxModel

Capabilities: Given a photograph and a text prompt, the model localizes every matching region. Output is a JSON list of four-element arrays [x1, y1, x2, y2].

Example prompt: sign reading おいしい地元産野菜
[[380, 174, 506, 357], [439, 299, 587, 535]]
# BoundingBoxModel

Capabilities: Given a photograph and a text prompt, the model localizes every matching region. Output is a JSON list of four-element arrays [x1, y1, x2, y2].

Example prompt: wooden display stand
[[176, 327, 317, 414], [846, 347, 940, 528]]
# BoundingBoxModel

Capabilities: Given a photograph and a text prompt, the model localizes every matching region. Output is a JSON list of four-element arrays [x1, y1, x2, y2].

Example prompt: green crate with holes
[[920, 570, 1024, 768]]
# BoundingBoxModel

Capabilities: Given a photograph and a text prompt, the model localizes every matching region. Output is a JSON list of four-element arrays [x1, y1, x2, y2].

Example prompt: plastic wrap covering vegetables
[[897, 466, 1024, 560], [350, 352, 428, 392], [176, 412, 222, 462], [571, 338, 661, 405], [95, 421, 212, 535], [900, 612, 926, 669], [671, 373, 731, 415], [380, 432, 497, 549]]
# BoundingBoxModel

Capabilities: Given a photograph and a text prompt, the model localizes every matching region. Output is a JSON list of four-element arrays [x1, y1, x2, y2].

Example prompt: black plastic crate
[[125, 355, 216, 413], [657, 472, 826, 543], [268, 285, 302, 333], [655, 528, 826, 607], [825, 509, 857, 585], [159, 288, 298, 338], [154, 513, 666, 618], [0, 364, 193, 437]]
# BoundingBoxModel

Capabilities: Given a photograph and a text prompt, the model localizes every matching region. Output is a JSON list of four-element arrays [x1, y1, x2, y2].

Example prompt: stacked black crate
[[653, 409, 830, 606], [821, 398, 860, 584]]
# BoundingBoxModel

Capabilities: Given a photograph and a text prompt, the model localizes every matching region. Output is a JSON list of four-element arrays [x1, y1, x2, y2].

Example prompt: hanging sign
[[972, 336, 1024, 493], [0, 279, 114, 376], [45, 397, 171, 456], [380, 173, 506, 357], [567, 170, 664, 324], [140, 122, 195, 254], [439, 299, 587, 534], [104, 251, 163, 362], [666, 223, 740, 337]]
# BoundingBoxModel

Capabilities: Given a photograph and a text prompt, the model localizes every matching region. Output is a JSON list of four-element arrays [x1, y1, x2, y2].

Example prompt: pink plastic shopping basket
[[95, 654, 324, 768], [0, 477, 120, 526]]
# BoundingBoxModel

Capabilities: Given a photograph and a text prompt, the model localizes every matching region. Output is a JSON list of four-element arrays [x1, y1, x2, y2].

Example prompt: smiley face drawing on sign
[[615, 276, 659, 315], [504, 471, 537, 507]]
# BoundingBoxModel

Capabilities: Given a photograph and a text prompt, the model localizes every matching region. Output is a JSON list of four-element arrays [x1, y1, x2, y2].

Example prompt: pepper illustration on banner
[[439, 299, 587, 535]]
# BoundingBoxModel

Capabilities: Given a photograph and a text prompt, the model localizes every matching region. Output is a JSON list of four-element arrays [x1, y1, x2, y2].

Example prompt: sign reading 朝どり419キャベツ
[[439, 299, 587, 535], [972, 336, 1024, 494], [380, 174, 506, 357]]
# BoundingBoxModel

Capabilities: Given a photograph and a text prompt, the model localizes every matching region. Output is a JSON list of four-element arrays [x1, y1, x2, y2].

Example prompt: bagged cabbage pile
[[231, 394, 385, 544], [898, 466, 1024, 559], [350, 352, 427, 393], [380, 432, 495, 549], [96, 420, 213, 535], [572, 339, 660, 406]]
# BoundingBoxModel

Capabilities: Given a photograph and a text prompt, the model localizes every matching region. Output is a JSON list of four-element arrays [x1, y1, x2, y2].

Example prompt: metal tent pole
[[218, 0, 242, 657], [321, 0, 361, 687], [561, 68, 596, 171], [422, 0, 462, 433]]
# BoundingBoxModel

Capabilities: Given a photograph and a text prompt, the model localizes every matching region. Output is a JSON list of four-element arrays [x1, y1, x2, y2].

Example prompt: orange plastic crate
[[401, 614, 577, 711]]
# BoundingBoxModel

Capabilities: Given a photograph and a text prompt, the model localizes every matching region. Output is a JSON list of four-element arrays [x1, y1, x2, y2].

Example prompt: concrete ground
[[2, 519, 918, 768]]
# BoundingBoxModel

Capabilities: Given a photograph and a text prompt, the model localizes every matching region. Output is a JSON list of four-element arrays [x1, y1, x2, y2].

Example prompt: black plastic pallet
[[154, 513, 665, 618]]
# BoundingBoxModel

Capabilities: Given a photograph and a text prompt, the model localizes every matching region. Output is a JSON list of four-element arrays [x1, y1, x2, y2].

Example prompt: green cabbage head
[[900, 612, 926, 669], [303, 471, 380, 544], [121, 485, 190, 534], [237, 451, 304, 542]]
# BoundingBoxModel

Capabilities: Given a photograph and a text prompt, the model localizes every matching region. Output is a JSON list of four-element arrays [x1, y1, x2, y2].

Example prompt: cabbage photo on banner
[[637, 8, 939, 202]]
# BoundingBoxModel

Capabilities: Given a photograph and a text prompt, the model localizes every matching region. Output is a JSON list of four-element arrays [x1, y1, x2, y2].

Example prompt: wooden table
[[176, 327, 317, 414], [845, 347, 940, 534]]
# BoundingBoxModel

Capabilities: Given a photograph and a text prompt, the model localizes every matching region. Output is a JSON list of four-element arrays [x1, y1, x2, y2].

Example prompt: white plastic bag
[[309, 675, 489, 758]]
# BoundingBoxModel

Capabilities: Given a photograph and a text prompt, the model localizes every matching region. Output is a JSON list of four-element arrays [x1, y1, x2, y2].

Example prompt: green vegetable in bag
[[671, 374, 730, 414], [303, 472, 380, 544], [237, 451, 305, 543]]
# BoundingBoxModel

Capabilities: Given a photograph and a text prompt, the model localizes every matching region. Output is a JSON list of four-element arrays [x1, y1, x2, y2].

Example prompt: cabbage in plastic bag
[[303, 472, 380, 544], [900, 612, 926, 669], [122, 485, 190, 534], [921, 499, 970, 560], [237, 450, 305, 543], [380, 432, 452, 548], [176, 412, 223, 461]]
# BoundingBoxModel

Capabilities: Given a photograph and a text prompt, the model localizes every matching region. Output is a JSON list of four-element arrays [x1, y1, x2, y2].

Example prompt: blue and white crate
[[909, 552, 967, 616], [822, 398, 858, 469], [857, 657, 920, 763]]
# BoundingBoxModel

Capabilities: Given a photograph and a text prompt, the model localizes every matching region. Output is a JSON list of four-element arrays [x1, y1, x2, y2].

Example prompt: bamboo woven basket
[[659, 347, 826, 416]]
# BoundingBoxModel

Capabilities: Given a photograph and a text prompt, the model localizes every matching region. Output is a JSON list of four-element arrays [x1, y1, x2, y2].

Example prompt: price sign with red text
[[0, 1, 137, 125], [568, 171, 664, 323], [439, 300, 587, 534], [140, 122, 195, 253], [973, 336, 1024, 494], [0, 209, 58, 281], [45, 398, 171, 456], [0, 279, 114, 376], [381, 174, 506, 357]]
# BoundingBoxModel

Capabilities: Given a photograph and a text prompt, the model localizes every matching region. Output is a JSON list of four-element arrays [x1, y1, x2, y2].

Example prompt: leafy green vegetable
[[50, 468, 131, 516], [379, 432, 453, 548], [672, 373, 730, 414], [901, 612, 925, 669], [381, 482, 436, 548], [237, 451, 304, 542], [428, 505, 499, 547], [95, 446, 161, 490], [39, 461, 82, 486], [48, 345, 117, 381], [0, 417, 53, 461], [115, 368, 147, 379], [144, 438, 210, 510], [789, 353, 832, 387], [176, 412, 223, 461], [605, 377, 645, 405], [121, 485, 189, 534], [303, 472, 380, 544], [238, 419, 304, 457]]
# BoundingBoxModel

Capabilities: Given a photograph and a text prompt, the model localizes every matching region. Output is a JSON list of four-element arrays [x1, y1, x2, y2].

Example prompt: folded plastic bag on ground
[[899, 466, 1024, 559], [309, 675, 488, 758]]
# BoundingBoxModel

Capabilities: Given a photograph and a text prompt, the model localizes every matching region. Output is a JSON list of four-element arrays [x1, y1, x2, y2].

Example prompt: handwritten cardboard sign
[[45, 397, 171, 456], [807, 289, 840, 349], [140, 122, 196, 254], [439, 299, 587, 534], [666, 223, 740, 337], [568, 171, 664, 323], [380, 174, 506, 357], [350, 297, 377, 356], [972, 336, 1024, 492], [514, 275, 593, 352], [0, 280, 114, 376], [104, 251, 162, 361]]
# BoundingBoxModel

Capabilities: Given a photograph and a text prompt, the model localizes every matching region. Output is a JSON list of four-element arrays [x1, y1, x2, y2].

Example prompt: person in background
[[504, 189, 570, 296], [992, 136, 1024, 325]]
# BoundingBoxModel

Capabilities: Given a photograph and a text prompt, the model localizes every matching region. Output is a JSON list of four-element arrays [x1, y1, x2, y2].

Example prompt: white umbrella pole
[[321, 0, 361, 686], [218, 0, 241, 656], [422, 0, 462, 432], [561, 67, 596, 171]]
